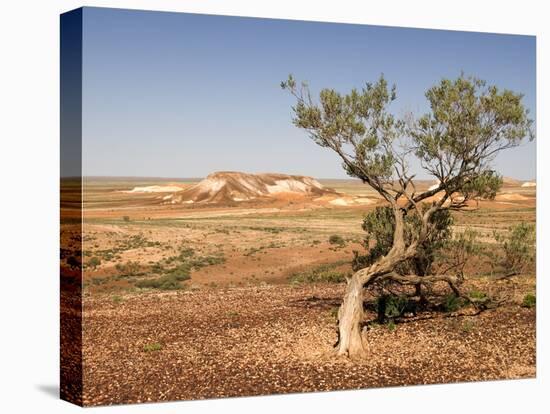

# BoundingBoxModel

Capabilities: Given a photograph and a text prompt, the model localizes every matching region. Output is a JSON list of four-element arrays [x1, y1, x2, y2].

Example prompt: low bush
[[136, 273, 187, 290], [467, 289, 487, 300], [442, 293, 467, 312], [328, 234, 346, 247], [115, 261, 141, 277], [88, 256, 101, 270], [376, 294, 416, 322], [494, 222, 535, 275], [112, 295, 123, 304], [522, 293, 536, 308], [462, 320, 475, 333], [289, 262, 348, 284], [143, 343, 162, 352]]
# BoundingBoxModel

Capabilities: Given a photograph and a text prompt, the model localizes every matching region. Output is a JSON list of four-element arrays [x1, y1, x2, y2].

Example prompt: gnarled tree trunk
[[335, 199, 435, 358], [335, 204, 413, 357], [335, 273, 366, 357]]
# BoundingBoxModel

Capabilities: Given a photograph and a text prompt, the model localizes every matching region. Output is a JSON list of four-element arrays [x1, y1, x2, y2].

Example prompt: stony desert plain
[[60, 173, 536, 405]]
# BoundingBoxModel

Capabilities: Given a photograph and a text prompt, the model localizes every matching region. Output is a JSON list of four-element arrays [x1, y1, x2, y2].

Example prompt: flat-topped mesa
[[168, 171, 334, 204]]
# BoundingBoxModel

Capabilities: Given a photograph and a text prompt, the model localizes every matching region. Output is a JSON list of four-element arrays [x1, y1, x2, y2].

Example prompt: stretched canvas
[[60, 6, 536, 406]]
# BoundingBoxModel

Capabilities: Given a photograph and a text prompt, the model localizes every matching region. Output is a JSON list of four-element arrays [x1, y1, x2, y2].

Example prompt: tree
[[281, 73, 534, 357]]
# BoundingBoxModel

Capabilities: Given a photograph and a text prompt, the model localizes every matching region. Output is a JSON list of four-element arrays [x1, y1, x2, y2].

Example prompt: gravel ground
[[81, 282, 535, 406]]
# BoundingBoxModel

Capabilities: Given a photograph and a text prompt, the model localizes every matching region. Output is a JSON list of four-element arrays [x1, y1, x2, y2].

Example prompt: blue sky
[[81, 7, 536, 179]]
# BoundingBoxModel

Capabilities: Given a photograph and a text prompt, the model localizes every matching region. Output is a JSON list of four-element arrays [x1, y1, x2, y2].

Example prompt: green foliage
[[112, 295, 123, 304], [283, 73, 533, 194], [522, 293, 536, 308], [353, 206, 453, 276], [115, 261, 141, 277], [169, 263, 192, 281], [442, 293, 466, 312], [143, 343, 162, 352], [462, 320, 475, 333], [88, 256, 101, 270], [90, 277, 105, 286], [136, 261, 191, 290], [412, 75, 533, 191], [281, 74, 399, 181], [328, 234, 346, 247], [136, 246, 223, 291], [461, 171, 503, 202], [353, 206, 394, 269], [494, 222, 536, 275], [329, 306, 340, 320], [191, 254, 225, 268], [376, 294, 413, 321], [136, 274, 186, 290], [467, 289, 487, 300]]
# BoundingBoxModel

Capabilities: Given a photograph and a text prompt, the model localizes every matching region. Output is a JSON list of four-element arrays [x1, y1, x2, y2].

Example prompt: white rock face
[[521, 182, 536, 188], [124, 185, 184, 193], [169, 171, 333, 204], [329, 198, 349, 206]]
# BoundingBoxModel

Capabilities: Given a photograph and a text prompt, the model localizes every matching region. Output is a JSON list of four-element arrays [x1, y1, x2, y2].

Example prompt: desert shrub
[[177, 247, 195, 259], [289, 262, 348, 284], [192, 255, 225, 268], [115, 261, 141, 277], [462, 320, 475, 333], [122, 215, 130, 222], [328, 234, 346, 247], [169, 264, 192, 281], [151, 262, 164, 274], [494, 222, 536, 275], [244, 247, 262, 256], [112, 295, 123, 304], [442, 293, 466, 312], [143, 343, 162, 352], [88, 256, 101, 270], [136, 262, 191, 290], [467, 289, 487, 300], [90, 277, 105, 286], [136, 275, 182, 290], [376, 294, 416, 322], [522, 293, 536, 308]]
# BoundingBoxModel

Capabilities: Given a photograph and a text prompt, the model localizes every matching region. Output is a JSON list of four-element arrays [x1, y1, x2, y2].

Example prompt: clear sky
[[81, 7, 536, 180]]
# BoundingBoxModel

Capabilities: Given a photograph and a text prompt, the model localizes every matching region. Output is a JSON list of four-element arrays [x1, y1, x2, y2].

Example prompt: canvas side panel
[[60, 8, 83, 406]]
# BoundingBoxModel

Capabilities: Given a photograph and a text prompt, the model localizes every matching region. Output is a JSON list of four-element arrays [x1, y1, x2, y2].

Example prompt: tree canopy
[[281, 73, 533, 209]]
